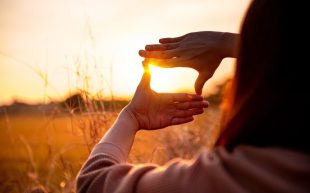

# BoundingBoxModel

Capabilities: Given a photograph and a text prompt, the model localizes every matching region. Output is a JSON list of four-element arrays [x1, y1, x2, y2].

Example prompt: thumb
[[195, 72, 208, 95], [138, 62, 151, 89]]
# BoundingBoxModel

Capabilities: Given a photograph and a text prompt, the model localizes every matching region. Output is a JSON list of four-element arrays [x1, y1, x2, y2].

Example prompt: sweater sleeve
[[76, 144, 310, 193]]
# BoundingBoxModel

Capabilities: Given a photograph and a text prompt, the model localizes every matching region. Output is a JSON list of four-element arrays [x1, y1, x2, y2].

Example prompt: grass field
[[0, 104, 222, 193]]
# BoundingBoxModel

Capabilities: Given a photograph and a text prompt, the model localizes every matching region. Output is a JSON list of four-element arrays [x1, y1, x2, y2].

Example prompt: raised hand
[[139, 31, 238, 95], [125, 67, 209, 130]]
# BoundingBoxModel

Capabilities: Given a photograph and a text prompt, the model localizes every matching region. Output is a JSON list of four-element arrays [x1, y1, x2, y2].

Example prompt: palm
[[126, 72, 208, 130], [132, 91, 173, 129]]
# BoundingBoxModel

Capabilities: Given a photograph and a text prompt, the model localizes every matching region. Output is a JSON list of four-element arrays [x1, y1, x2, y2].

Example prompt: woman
[[76, 1, 310, 192]]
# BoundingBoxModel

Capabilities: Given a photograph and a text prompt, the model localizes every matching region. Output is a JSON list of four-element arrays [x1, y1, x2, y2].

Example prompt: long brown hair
[[217, 1, 309, 153]]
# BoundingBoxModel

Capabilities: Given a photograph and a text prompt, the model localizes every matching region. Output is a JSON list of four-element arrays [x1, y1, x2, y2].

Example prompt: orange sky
[[0, 0, 251, 105]]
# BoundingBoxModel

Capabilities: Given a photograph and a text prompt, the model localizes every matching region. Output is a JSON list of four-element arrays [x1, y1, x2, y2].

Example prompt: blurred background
[[0, 0, 251, 192]]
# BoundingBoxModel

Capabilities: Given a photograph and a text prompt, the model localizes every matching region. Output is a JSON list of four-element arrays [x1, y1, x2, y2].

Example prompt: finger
[[145, 43, 179, 51], [139, 50, 175, 59], [174, 108, 204, 118], [159, 35, 186, 44], [138, 70, 151, 89], [195, 73, 210, 95], [171, 116, 194, 125], [171, 93, 203, 102], [176, 101, 209, 110], [143, 58, 183, 68]]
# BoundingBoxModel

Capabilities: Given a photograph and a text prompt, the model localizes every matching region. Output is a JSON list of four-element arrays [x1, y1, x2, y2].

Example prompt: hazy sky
[[0, 0, 251, 105]]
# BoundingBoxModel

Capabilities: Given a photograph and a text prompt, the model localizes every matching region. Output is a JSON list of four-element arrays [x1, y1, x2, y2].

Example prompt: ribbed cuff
[[90, 142, 126, 163]]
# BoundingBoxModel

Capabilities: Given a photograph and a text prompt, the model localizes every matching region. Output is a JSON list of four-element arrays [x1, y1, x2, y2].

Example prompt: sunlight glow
[[0, 0, 251, 105], [149, 64, 197, 93]]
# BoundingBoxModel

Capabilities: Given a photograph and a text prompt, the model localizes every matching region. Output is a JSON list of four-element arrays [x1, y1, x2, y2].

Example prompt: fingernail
[[203, 101, 209, 107], [139, 50, 145, 55]]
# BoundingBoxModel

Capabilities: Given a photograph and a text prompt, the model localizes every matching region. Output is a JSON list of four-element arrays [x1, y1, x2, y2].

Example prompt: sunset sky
[[0, 0, 251, 105]]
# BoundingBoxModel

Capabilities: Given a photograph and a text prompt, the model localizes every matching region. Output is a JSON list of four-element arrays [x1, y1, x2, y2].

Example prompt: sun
[[149, 65, 172, 92], [148, 64, 197, 93]]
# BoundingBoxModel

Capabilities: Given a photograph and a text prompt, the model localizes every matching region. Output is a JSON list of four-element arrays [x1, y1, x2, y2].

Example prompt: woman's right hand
[[139, 31, 238, 95], [125, 67, 208, 131]]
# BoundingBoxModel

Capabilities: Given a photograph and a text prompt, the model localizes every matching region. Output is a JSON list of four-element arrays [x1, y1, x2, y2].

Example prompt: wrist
[[118, 107, 140, 133], [98, 106, 140, 159], [220, 32, 239, 58]]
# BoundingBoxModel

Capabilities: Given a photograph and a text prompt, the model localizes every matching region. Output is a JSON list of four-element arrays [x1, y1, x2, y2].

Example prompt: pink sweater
[[76, 143, 310, 193]]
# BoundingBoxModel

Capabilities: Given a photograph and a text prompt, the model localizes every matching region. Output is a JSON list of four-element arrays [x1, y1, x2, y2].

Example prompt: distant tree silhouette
[[64, 93, 84, 112]]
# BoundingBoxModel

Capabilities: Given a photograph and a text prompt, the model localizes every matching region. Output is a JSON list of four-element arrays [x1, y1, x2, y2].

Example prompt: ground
[[0, 104, 221, 193]]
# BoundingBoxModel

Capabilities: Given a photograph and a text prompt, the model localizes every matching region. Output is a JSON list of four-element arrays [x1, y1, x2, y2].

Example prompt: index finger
[[169, 93, 203, 102], [145, 43, 179, 51], [159, 35, 185, 44]]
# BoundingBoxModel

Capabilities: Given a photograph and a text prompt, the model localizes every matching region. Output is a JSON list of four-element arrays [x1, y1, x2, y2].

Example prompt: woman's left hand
[[125, 68, 209, 131]]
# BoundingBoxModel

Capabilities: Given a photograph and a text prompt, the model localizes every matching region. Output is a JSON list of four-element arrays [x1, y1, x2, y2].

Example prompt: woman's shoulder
[[205, 145, 310, 172], [197, 145, 310, 193], [152, 145, 310, 193], [212, 145, 310, 165]]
